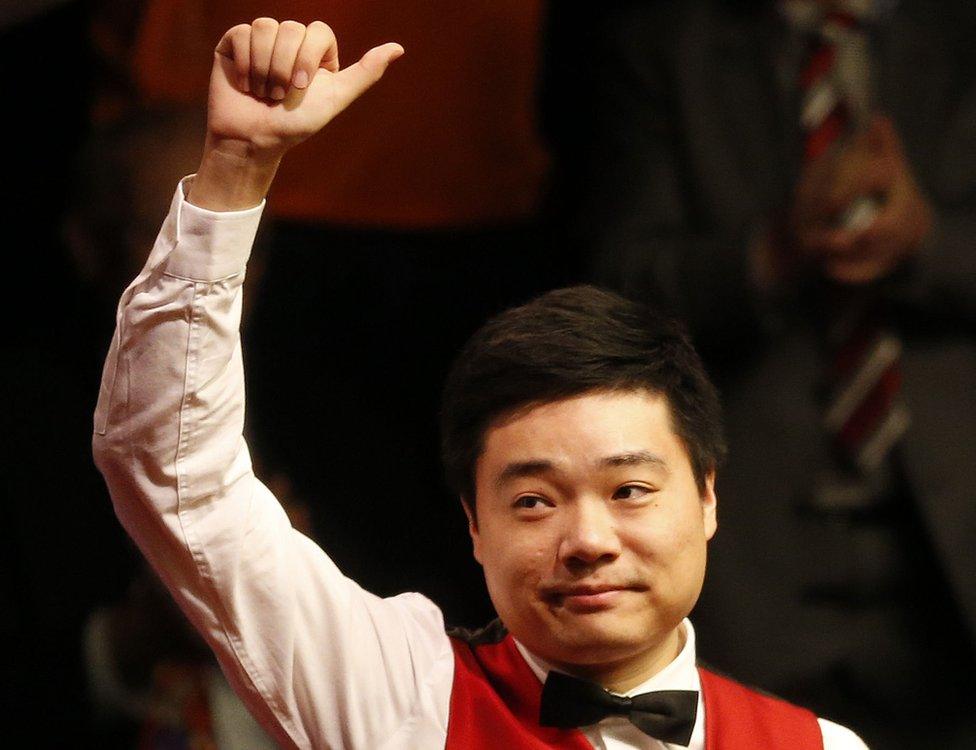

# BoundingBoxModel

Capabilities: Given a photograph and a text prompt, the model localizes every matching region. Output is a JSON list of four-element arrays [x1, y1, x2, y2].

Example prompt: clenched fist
[[189, 19, 403, 211]]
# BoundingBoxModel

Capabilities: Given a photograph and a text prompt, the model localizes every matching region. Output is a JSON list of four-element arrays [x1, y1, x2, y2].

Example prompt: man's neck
[[521, 624, 687, 694]]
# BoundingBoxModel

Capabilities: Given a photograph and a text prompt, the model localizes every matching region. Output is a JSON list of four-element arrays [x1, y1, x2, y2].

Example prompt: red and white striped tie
[[798, 8, 910, 475], [822, 307, 910, 474], [799, 10, 856, 160]]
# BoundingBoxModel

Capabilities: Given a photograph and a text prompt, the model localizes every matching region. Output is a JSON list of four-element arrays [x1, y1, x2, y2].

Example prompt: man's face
[[467, 389, 717, 681]]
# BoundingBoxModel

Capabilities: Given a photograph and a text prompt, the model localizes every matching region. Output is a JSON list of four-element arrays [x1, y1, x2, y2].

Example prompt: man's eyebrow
[[494, 451, 670, 488], [495, 459, 555, 487], [600, 451, 670, 471]]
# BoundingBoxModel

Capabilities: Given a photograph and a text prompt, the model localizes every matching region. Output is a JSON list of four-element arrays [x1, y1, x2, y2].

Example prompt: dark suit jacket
[[543, 0, 976, 691]]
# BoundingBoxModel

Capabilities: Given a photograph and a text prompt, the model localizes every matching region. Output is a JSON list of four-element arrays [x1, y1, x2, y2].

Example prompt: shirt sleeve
[[818, 718, 871, 750], [92, 178, 454, 750]]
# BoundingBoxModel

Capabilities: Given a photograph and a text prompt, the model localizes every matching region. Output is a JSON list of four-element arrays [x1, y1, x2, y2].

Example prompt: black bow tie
[[539, 670, 698, 745]]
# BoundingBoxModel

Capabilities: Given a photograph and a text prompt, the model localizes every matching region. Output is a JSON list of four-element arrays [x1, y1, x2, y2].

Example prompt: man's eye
[[612, 484, 652, 501], [514, 495, 547, 509]]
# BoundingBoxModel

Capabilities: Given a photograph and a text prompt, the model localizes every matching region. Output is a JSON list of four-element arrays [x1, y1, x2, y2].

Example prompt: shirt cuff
[[163, 175, 266, 282]]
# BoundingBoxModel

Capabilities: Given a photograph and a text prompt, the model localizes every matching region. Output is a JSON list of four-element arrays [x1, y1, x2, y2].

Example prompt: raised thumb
[[333, 43, 405, 107]]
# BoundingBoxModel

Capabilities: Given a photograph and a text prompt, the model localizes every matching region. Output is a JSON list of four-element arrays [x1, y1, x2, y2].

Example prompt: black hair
[[440, 285, 726, 510]]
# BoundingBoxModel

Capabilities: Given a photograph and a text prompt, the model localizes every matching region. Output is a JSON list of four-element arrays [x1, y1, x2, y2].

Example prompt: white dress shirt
[[93, 179, 869, 750]]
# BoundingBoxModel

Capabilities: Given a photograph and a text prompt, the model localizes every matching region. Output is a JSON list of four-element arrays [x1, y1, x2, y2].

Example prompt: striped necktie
[[796, 5, 910, 479]]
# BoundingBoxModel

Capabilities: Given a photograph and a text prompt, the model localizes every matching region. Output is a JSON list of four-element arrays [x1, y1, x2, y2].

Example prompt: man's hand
[[788, 115, 932, 285], [188, 19, 403, 211]]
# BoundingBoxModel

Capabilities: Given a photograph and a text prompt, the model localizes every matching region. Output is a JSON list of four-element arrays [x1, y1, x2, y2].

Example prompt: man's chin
[[538, 614, 656, 666]]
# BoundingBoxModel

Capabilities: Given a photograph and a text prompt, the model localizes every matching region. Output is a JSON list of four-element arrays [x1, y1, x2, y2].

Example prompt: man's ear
[[461, 496, 483, 565], [701, 471, 718, 541]]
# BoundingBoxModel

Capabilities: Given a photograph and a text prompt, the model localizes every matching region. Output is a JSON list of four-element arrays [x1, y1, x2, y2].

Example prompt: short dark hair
[[440, 285, 726, 510]]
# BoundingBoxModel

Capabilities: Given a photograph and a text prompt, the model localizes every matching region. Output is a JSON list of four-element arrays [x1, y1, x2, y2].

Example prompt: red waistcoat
[[445, 625, 823, 749]]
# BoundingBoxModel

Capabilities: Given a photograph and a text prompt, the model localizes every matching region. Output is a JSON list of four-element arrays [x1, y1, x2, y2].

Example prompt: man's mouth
[[543, 583, 643, 613]]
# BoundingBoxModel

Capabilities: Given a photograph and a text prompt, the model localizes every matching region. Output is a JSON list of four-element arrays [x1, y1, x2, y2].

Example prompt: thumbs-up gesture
[[189, 19, 403, 210]]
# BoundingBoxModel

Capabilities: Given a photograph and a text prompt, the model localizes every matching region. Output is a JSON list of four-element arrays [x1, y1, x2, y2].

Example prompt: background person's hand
[[789, 115, 932, 285]]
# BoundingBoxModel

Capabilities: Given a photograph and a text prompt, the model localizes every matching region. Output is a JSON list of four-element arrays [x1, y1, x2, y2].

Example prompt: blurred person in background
[[543, 0, 976, 746]]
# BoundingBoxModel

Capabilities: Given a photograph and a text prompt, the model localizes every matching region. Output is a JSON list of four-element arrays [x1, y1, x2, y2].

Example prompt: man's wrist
[[186, 136, 284, 211]]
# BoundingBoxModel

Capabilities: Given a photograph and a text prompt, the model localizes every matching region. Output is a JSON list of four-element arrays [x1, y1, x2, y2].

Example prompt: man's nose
[[557, 498, 622, 568]]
